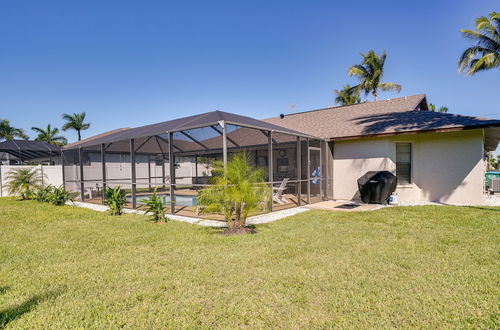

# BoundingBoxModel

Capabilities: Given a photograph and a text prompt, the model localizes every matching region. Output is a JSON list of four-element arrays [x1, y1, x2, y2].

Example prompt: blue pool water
[[130, 194, 198, 207]]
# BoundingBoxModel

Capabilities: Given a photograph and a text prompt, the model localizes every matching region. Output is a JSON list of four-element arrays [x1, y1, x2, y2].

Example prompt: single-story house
[[264, 94, 500, 205], [63, 94, 500, 214]]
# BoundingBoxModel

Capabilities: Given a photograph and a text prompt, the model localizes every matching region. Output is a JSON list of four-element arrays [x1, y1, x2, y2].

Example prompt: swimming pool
[[128, 194, 198, 207]]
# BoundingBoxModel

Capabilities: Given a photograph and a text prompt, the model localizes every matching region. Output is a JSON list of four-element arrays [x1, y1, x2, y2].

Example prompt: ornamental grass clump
[[197, 152, 269, 235]]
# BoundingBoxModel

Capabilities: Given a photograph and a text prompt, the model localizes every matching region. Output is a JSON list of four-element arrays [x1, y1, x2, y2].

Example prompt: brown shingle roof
[[263, 94, 500, 140]]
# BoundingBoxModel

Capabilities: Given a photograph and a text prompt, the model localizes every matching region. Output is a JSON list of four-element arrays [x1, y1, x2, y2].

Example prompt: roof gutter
[[329, 123, 500, 142]]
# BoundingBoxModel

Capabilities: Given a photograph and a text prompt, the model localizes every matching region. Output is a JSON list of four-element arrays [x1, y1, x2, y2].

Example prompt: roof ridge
[[267, 94, 426, 119]]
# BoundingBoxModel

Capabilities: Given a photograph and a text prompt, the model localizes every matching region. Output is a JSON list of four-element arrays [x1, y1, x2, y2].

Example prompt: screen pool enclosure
[[0, 140, 61, 164], [63, 110, 332, 219]]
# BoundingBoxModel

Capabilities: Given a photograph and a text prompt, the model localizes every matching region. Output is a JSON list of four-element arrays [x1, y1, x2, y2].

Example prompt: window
[[396, 143, 412, 184]]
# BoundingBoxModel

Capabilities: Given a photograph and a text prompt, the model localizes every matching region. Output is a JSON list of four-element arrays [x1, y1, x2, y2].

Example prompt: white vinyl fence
[[0, 165, 63, 197]]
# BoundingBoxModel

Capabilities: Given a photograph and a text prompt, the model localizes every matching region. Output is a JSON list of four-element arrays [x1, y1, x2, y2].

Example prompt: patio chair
[[83, 186, 97, 200], [272, 178, 290, 204]]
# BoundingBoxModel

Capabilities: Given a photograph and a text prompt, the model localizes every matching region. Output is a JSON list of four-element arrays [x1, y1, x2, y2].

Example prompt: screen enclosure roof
[[0, 140, 61, 160], [64, 110, 321, 150]]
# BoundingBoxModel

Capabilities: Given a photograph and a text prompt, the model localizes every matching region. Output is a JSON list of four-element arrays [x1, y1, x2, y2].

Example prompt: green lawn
[[0, 198, 498, 328]]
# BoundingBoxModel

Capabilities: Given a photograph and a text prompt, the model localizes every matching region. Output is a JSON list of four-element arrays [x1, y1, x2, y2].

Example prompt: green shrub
[[32, 185, 54, 203], [104, 186, 127, 215], [140, 188, 167, 222], [49, 186, 74, 206], [24, 188, 37, 200]]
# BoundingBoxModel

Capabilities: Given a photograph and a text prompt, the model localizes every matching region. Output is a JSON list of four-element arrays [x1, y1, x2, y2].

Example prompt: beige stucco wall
[[331, 129, 486, 205]]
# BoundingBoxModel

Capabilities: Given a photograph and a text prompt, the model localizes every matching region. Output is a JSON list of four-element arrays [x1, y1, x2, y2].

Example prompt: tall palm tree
[[347, 50, 402, 101], [61, 112, 90, 141], [458, 12, 500, 75], [0, 119, 28, 141], [334, 85, 361, 106], [428, 103, 449, 113], [31, 124, 68, 146]]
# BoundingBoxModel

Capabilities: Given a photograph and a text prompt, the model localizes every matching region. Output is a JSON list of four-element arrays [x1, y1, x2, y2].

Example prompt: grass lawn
[[0, 198, 498, 328]]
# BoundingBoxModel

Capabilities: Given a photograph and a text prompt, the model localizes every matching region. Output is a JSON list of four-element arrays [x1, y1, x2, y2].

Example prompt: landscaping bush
[[32, 185, 54, 203], [48, 185, 74, 206], [104, 186, 127, 215], [140, 188, 167, 222]]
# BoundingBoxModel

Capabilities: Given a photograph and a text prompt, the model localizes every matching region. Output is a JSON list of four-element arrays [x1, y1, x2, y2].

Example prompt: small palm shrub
[[197, 152, 269, 235], [49, 186, 74, 206], [5, 167, 43, 200], [140, 188, 167, 222], [104, 186, 127, 215]]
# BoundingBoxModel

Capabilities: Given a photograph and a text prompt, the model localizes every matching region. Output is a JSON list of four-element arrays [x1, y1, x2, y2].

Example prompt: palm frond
[[31, 126, 45, 134], [378, 82, 402, 93], [467, 52, 500, 75], [458, 45, 489, 71], [347, 65, 368, 77], [475, 16, 495, 34], [460, 29, 499, 51], [347, 50, 401, 101], [333, 85, 361, 105], [458, 11, 500, 75]]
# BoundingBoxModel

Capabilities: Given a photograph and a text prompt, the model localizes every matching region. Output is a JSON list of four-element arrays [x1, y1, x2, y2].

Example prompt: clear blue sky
[[0, 0, 499, 150]]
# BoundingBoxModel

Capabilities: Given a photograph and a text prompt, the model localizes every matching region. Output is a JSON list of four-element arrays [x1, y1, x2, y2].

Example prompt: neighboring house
[[265, 94, 500, 205]]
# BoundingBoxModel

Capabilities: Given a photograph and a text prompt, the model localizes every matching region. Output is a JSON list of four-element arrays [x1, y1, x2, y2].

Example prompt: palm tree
[[31, 124, 68, 146], [197, 152, 268, 235], [5, 167, 43, 199], [0, 119, 28, 141], [348, 50, 402, 101], [61, 112, 90, 141], [458, 12, 500, 75], [428, 103, 449, 113], [334, 85, 361, 106]]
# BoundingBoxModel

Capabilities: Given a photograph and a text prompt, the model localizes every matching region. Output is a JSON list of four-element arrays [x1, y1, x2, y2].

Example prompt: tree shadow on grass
[[0, 290, 62, 328]]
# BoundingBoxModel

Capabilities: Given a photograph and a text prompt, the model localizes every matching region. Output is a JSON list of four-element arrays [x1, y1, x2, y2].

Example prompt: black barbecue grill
[[357, 171, 398, 204]]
